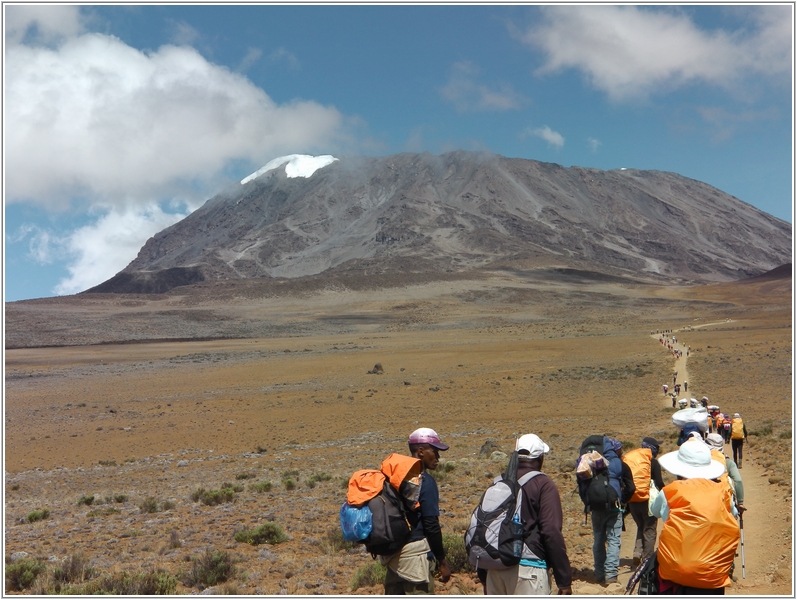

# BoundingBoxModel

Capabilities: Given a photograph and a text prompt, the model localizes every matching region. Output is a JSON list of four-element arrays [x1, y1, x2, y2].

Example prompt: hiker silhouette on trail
[[730, 414, 748, 468], [383, 428, 451, 594], [650, 442, 740, 593]]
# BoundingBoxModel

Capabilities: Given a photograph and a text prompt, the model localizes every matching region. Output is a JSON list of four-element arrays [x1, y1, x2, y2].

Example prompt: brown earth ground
[[4, 269, 793, 595]]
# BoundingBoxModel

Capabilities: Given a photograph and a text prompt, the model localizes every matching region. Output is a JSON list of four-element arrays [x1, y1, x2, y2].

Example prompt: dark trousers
[[731, 439, 744, 464], [629, 501, 658, 559]]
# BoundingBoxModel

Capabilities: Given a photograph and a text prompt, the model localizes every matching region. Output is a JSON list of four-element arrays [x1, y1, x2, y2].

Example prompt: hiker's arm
[[421, 515, 449, 581], [649, 488, 668, 521], [420, 515, 444, 557], [726, 460, 744, 505], [651, 459, 665, 491], [620, 462, 636, 504], [538, 481, 573, 590]]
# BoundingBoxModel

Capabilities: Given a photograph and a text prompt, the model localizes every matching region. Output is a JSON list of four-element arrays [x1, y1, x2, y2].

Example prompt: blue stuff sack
[[339, 502, 373, 542]]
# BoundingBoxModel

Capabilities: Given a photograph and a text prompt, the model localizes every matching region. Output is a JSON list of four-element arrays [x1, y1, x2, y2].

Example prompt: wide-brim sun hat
[[658, 440, 726, 480]]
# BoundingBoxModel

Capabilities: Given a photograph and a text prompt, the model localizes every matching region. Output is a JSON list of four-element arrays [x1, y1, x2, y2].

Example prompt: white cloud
[[5, 32, 349, 210], [4, 4, 84, 46], [169, 20, 200, 46], [525, 125, 565, 148], [587, 137, 601, 152], [268, 47, 300, 70], [237, 47, 264, 72], [52, 205, 190, 295], [439, 61, 526, 113], [518, 5, 792, 101]]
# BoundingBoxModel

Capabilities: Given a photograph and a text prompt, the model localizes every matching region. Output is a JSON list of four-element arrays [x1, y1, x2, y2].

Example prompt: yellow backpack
[[731, 418, 745, 440]]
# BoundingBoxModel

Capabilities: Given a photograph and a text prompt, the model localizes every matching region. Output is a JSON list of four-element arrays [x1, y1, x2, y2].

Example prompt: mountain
[[88, 151, 791, 294]]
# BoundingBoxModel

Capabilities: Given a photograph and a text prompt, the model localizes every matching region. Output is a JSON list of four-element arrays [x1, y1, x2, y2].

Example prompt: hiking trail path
[[574, 323, 792, 595]]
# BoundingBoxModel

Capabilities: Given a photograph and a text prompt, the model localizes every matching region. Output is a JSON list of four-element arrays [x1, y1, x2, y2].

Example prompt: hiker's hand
[[736, 503, 746, 515], [558, 587, 572, 595], [437, 560, 451, 583]]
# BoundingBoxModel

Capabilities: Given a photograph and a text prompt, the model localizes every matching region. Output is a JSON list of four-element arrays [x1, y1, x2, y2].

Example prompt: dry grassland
[[4, 270, 792, 595]]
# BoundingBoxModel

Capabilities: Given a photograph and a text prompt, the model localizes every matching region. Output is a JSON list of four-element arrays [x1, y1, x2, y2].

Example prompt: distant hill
[[87, 151, 791, 294]]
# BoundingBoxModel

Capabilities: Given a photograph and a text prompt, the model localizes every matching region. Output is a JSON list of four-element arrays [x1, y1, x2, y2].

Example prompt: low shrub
[[52, 553, 96, 584], [282, 478, 297, 491], [751, 422, 773, 437], [306, 472, 333, 488], [6, 557, 46, 591], [139, 497, 159, 513], [322, 527, 358, 553], [73, 568, 178, 594], [221, 482, 244, 493], [160, 499, 176, 511], [779, 430, 791, 440], [350, 561, 387, 591], [249, 481, 273, 493], [442, 532, 472, 573], [235, 472, 253, 480], [77, 495, 95, 506], [234, 522, 289, 545], [87, 507, 121, 517], [26, 509, 50, 523], [191, 487, 235, 506], [182, 550, 236, 588], [113, 493, 128, 503]]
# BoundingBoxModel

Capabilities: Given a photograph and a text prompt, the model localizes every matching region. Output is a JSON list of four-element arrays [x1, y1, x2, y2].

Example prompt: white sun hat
[[658, 440, 726, 480]]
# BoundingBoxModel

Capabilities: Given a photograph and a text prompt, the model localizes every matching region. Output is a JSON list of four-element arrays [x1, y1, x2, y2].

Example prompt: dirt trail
[[624, 326, 792, 595]]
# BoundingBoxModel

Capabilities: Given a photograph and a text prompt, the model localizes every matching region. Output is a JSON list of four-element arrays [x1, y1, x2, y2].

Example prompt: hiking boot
[[603, 577, 618, 586], [633, 556, 641, 566]]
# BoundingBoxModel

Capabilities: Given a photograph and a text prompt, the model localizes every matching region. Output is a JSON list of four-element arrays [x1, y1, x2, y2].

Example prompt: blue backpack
[[677, 423, 701, 446]]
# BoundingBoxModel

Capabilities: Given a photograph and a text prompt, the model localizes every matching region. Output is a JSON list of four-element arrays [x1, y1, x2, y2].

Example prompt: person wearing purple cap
[[383, 427, 451, 594]]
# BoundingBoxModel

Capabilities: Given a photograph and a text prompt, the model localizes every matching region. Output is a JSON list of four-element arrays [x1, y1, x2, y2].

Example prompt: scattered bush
[[87, 507, 121, 518], [779, 430, 792, 439], [160, 499, 176, 511], [183, 550, 236, 588], [235, 472, 253, 480], [98, 460, 117, 467], [621, 440, 636, 451], [168, 529, 182, 549], [10, 484, 19, 491], [249, 481, 273, 493], [282, 478, 297, 491], [255, 445, 268, 454], [350, 561, 387, 591], [306, 472, 333, 488], [442, 532, 472, 574], [52, 553, 96, 585], [5, 557, 46, 591], [751, 423, 773, 437], [77, 495, 95, 506], [191, 487, 235, 506], [234, 522, 289, 546], [139, 497, 159, 513], [26, 509, 50, 523], [72, 568, 178, 594], [221, 482, 244, 493], [322, 527, 358, 553]]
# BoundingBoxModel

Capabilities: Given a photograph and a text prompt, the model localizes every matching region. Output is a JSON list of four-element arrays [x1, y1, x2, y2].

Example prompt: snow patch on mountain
[[241, 154, 338, 184]]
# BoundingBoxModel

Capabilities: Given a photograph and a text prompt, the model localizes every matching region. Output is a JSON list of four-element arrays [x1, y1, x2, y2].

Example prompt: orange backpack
[[622, 447, 652, 502], [346, 453, 421, 506], [658, 479, 739, 588]]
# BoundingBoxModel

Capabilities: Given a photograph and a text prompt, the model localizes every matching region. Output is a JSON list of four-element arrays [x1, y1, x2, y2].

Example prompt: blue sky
[[4, 4, 793, 301]]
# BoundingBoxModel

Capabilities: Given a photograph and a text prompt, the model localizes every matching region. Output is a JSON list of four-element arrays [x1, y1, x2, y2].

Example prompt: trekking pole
[[739, 513, 746, 579]]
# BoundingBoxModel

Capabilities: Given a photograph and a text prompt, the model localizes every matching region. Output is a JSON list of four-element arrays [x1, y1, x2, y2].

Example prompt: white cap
[[516, 434, 550, 459], [733, 413, 741, 418], [658, 440, 726, 480], [706, 433, 724, 449]]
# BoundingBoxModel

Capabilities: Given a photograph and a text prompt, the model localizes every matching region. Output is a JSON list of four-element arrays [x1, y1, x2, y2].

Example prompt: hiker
[[650, 442, 739, 593], [622, 438, 665, 565], [674, 384, 681, 395], [730, 413, 748, 468], [671, 394, 677, 409], [684, 381, 688, 393], [383, 428, 451, 593], [578, 436, 635, 586], [483, 434, 573, 595], [663, 384, 669, 396], [722, 414, 732, 444], [706, 433, 745, 513]]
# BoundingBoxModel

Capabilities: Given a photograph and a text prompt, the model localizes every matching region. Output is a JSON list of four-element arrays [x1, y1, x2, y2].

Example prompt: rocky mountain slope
[[90, 151, 791, 293]]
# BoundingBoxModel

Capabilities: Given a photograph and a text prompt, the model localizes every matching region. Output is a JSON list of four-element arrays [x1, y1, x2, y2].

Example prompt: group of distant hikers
[[339, 332, 748, 595]]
